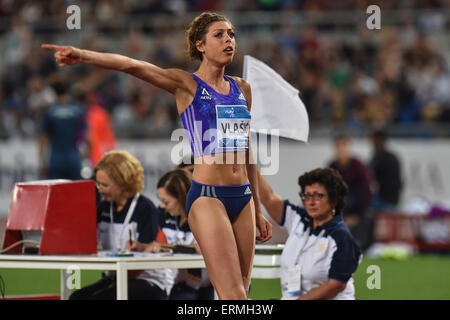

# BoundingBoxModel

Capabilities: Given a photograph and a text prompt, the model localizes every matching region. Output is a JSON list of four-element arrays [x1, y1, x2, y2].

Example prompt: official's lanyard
[[109, 193, 140, 251], [294, 228, 326, 263], [175, 221, 181, 245]]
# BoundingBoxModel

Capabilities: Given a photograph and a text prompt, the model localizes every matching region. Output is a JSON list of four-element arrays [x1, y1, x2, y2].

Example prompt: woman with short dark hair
[[258, 167, 362, 300]]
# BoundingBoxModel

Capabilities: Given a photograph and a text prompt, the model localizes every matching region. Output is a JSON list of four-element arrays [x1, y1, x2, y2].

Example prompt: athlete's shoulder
[[167, 68, 197, 88], [164, 68, 197, 98], [230, 76, 252, 108], [230, 76, 250, 91]]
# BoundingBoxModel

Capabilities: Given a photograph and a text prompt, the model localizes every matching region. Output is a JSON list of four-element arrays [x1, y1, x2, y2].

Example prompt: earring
[[332, 209, 336, 216]]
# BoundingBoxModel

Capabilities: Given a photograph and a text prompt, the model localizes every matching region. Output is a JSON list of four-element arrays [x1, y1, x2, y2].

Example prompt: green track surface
[[0, 269, 102, 297], [353, 254, 450, 300], [248, 254, 450, 300]]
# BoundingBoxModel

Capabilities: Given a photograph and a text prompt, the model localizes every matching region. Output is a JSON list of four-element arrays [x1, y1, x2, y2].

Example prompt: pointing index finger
[[41, 44, 64, 51]]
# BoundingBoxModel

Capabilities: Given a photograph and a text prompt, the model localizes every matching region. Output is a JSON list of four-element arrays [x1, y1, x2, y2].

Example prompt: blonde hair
[[186, 12, 233, 61], [94, 150, 144, 198]]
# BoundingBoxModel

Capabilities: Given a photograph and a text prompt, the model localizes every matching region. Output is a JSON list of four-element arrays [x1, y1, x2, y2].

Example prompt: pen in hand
[[128, 229, 133, 251]]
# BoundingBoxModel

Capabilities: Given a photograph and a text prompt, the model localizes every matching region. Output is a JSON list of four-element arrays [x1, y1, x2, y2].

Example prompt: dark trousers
[[69, 276, 168, 300], [169, 282, 215, 300]]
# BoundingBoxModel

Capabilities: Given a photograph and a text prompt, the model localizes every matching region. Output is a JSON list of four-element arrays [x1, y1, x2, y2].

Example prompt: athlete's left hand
[[256, 213, 272, 242]]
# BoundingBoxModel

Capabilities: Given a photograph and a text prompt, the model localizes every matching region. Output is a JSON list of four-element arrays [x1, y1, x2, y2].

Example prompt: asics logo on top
[[200, 88, 212, 100]]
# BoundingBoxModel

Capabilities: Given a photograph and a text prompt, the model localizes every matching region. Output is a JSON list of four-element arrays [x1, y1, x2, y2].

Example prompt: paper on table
[[98, 251, 173, 257], [130, 251, 173, 257]]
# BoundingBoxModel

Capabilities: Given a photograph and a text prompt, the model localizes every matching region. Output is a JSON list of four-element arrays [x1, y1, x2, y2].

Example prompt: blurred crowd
[[0, 0, 449, 141]]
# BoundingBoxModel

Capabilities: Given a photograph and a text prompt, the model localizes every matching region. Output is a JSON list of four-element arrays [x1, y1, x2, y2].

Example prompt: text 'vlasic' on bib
[[216, 105, 250, 149]]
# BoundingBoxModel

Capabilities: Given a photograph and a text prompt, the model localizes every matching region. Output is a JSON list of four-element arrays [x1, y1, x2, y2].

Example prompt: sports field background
[[1, 253, 449, 299]]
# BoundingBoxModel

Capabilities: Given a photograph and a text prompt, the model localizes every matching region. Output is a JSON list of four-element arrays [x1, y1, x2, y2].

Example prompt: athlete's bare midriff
[[191, 151, 250, 185]]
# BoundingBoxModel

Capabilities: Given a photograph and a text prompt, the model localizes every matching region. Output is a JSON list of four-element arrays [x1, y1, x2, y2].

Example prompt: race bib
[[216, 105, 250, 149]]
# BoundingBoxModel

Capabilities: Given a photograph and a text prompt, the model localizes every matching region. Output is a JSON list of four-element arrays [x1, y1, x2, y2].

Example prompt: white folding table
[[0, 252, 206, 300]]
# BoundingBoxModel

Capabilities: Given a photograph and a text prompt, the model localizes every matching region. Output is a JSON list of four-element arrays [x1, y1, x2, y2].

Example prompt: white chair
[[251, 244, 284, 279], [251, 254, 281, 279]]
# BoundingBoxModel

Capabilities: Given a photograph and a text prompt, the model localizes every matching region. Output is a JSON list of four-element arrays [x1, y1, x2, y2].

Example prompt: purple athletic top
[[180, 74, 251, 158]]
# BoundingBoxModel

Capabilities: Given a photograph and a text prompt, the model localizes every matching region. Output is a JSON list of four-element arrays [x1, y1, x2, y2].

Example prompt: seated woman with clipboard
[[129, 168, 214, 300], [69, 150, 165, 300]]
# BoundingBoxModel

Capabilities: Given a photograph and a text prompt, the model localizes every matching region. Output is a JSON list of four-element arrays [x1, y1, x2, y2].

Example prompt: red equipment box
[[2, 180, 97, 254]]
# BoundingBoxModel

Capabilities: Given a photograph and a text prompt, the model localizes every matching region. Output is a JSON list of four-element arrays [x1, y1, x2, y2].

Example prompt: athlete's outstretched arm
[[41, 44, 190, 95]]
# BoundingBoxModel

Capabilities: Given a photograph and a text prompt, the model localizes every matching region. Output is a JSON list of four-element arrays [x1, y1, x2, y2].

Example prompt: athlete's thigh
[[188, 197, 244, 293], [231, 198, 256, 290]]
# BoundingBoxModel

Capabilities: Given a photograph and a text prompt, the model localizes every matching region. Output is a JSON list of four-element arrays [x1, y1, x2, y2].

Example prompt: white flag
[[243, 55, 309, 142]]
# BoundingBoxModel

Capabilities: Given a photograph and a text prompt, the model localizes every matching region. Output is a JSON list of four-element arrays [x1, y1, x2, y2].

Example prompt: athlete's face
[[302, 183, 334, 222], [197, 21, 236, 65], [96, 169, 122, 203], [157, 187, 183, 217]]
